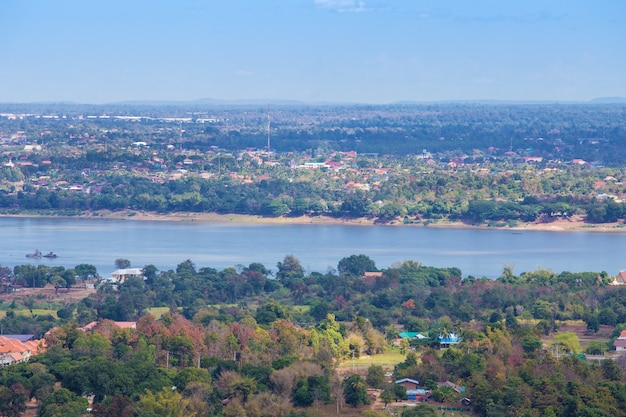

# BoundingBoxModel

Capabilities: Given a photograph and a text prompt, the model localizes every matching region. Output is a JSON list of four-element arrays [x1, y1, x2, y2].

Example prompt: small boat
[[26, 249, 42, 259], [43, 252, 58, 259]]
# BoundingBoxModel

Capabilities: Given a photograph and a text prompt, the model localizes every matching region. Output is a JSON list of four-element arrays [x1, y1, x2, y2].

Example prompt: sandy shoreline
[[1, 210, 625, 233]]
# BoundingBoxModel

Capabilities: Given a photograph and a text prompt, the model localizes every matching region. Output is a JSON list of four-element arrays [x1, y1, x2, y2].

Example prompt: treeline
[[3, 255, 625, 345], [465, 197, 626, 225], [4, 170, 626, 225]]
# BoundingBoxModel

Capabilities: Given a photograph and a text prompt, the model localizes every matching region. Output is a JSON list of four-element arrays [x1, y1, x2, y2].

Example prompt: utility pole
[[554, 337, 559, 359]]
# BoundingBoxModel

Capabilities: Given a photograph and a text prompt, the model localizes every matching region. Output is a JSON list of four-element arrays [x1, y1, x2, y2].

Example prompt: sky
[[0, 0, 624, 104]]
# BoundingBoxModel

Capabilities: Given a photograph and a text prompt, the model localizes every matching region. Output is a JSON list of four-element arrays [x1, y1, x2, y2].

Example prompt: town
[[1, 103, 626, 226]]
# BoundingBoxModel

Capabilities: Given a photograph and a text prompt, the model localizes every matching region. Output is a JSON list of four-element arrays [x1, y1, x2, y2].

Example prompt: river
[[1, 217, 624, 279]]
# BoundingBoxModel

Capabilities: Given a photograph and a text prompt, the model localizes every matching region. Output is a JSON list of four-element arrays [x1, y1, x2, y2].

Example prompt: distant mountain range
[[1, 97, 625, 107], [109, 98, 325, 106], [589, 97, 626, 104], [110, 97, 626, 106]]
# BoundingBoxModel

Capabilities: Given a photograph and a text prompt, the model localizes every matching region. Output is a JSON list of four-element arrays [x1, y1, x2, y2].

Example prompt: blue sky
[[0, 0, 624, 104]]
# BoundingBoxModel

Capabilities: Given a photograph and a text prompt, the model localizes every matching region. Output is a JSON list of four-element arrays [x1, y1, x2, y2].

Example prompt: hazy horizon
[[1, 1, 624, 104]]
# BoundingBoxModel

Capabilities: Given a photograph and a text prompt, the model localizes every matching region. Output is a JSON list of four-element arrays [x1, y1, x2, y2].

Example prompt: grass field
[[0, 308, 58, 319], [292, 305, 311, 313], [145, 307, 171, 319], [534, 320, 615, 354], [337, 351, 406, 373]]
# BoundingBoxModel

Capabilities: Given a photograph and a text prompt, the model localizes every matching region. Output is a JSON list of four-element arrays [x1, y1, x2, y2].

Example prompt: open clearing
[[0, 283, 96, 305], [540, 320, 615, 355], [337, 351, 406, 376]]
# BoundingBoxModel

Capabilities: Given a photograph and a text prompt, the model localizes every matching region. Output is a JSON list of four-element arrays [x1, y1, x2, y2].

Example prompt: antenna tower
[[267, 101, 271, 153]]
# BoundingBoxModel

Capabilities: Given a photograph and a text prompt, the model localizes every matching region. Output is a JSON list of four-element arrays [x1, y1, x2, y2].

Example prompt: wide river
[[1, 217, 624, 279]]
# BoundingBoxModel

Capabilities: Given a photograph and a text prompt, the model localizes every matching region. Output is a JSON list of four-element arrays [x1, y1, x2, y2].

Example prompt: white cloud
[[314, 0, 369, 13]]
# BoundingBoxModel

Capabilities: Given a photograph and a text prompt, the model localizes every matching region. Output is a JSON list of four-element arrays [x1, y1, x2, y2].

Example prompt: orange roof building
[[0, 336, 46, 367]]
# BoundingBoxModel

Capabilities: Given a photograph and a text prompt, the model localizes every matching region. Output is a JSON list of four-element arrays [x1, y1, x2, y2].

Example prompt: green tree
[[554, 332, 581, 355], [343, 374, 369, 407], [173, 368, 212, 392], [366, 364, 386, 389], [601, 359, 622, 381], [137, 387, 192, 417], [378, 203, 406, 220], [90, 395, 134, 417], [255, 300, 290, 325], [114, 259, 131, 269], [430, 386, 456, 403], [337, 254, 377, 276], [291, 378, 313, 407], [380, 386, 395, 408], [393, 383, 408, 401], [38, 388, 89, 417], [0, 383, 27, 417], [276, 254, 304, 284], [74, 263, 97, 280], [230, 376, 256, 403]]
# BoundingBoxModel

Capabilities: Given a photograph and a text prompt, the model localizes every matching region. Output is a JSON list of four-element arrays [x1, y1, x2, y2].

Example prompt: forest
[[1, 254, 626, 416]]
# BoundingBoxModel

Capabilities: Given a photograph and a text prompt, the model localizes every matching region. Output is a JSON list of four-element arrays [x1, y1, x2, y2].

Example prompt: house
[[439, 333, 461, 348], [406, 388, 431, 402], [610, 271, 626, 286], [107, 268, 144, 284], [0, 335, 46, 367], [614, 340, 626, 352], [1, 334, 35, 342], [78, 321, 137, 332], [398, 332, 427, 340], [437, 381, 463, 393], [362, 271, 383, 279], [395, 378, 419, 390], [615, 330, 626, 352]]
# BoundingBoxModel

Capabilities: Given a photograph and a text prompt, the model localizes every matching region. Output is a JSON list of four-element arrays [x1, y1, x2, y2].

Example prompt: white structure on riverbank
[[106, 268, 144, 284]]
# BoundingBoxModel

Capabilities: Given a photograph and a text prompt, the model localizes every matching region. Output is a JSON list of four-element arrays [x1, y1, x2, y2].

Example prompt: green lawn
[[337, 350, 406, 371], [145, 307, 171, 318], [292, 305, 311, 313], [0, 309, 58, 319]]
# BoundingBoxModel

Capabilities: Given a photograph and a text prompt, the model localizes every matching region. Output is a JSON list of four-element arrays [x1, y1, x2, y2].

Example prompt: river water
[[1, 217, 624, 279]]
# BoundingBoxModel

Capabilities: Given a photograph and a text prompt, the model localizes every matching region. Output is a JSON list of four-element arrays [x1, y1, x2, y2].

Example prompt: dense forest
[[2, 255, 626, 416]]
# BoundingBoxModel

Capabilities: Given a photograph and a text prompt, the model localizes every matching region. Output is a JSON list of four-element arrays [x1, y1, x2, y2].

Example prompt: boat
[[43, 252, 58, 259], [26, 249, 42, 259]]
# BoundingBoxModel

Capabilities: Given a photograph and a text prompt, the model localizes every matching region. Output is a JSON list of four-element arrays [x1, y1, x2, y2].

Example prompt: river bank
[[2, 209, 625, 233]]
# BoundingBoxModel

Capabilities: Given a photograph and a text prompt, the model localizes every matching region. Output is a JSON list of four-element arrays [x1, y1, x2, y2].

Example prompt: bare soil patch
[[3, 211, 626, 233], [541, 321, 616, 357], [556, 322, 614, 349], [0, 283, 96, 304]]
